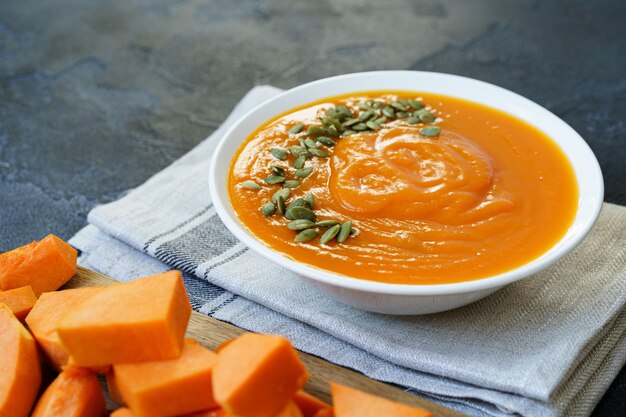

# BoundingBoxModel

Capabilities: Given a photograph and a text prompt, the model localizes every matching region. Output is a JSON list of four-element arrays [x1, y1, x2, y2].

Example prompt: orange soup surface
[[228, 92, 578, 285]]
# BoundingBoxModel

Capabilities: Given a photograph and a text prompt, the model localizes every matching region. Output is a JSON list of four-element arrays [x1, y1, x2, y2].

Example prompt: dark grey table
[[1, 1, 624, 415]]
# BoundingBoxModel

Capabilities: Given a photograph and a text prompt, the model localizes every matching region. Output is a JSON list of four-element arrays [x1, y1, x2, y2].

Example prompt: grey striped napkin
[[70, 86, 626, 417]]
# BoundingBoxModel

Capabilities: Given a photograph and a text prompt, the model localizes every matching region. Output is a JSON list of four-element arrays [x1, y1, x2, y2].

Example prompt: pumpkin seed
[[320, 224, 341, 244], [420, 126, 441, 137], [242, 180, 261, 190], [407, 116, 420, 125], [375, 116, 387, 124], [390, 101, 408, 111], [357, 102, 373, 111], [372, 100, 384, 109], [277, 196, 286, 215], [325, 125, 339, 137], [288, 145, 309, 157], [358, 110, 375, 121], [295, 167, 314, 178], [287, 219, 315, 230], [343, 118, 359, 127], [305, 194, 315, 209], [304, 138, 318, 149], [396, 111, 409, 118], [382, 107, 396, 118], [295, 228, 318, 243], [418, 110, 436, 123], [285, 198, 307, 220], [308, 148, 329, 158], [408, 99, 424, 110], [315, 220, 340, 227], [288, 206, 316, 222], [293, 155, 306, 169], [271, 188, 291, 203], [366, 121, 380, 131], [307, 125, 325, 135], [343, 129, 356, 136], [283, 180, 301, 188], [336, 105, 353, 117], [337, 221, 352, 243], [270, 148, 288, 160], [261, 202, 276, 217], [264, 174, 285, 184], [317, 136, 336, 147], [288, 123, 305, 134], [271, 165, 285, 176], [352, 122, 368, 131]]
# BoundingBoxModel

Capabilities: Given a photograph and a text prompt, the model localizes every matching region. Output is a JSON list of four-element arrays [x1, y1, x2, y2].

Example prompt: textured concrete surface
[[1, 0, 625, 415]]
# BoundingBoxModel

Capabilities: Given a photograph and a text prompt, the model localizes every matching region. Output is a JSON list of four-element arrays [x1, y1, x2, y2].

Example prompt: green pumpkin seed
[[307, 125, 325, 135], [418, 110, 436, 123], [358, 110, 375, 121], [366, 121, 380, 131], [242, 180, 261, 190], [261, 202, 276, 217], [336, 105, 353, 117], [288, 123, 305, 134], [277, 196, 287, 215], [317, 136, 336, 147], [420, 126, 441, 137], [325, 108, 339, 119], [295, 228, 318, 243], [352, 123, 368, 131], [343, 118, 359, 127], [287, 219, 315, 231], [407, 116, 420, 125], [305, 194, 315, 209], [283, 180, 301, 188], [390, 101, 408, 111], [304, 138, 318, 149], [382, 107, 396, 118], [396, 111, 409, 118], [293, 155, 306, 169], [372, 100, 384, 109], [325, 125, 339, 137], [408, 99, 424, 110], [271, 188, 291, 203], [270, 148, 288, 160], [337, 221, 352, 243], [295, 167, 314, 178], [320, 224, 341, 244], [288, 206, 316, 222], [285, 198, 307, 220], [271, 165, 285, 176], [375, 116, 388, 124], [264, 174, 285, 184], [288, 145, 309, 157], [343, 130, 356, 136], [315, 220, 340, 227], [309, 148, 329, 158], [357, 102, 373, 111]]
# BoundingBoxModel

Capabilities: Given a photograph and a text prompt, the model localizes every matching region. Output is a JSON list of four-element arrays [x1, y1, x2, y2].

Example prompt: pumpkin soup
[[227, 92, 578, 285]]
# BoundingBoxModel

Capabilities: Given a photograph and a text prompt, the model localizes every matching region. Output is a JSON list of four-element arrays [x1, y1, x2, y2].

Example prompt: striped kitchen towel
[[70, 86, 626, 417]]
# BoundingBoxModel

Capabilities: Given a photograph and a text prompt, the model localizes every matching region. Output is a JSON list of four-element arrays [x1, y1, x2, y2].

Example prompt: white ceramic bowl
[[209, 71, 604, 315]]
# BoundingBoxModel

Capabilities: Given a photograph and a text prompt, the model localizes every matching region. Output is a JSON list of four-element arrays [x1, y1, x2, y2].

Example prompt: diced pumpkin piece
[[57, 270, 191, 367], [0, 234, 77, 295], [213, 333, 308, 417], [110, 408, 135, 417], [113, 339, 218, 417], [30, 366, 105, 417], [274, 402, 304, 417], [183, 404, 301, 417], [25, 286, 105, 370], [0, 305, 42, 417], [330, 382, 432, 417], [0, 285, 37, 320], [293, 391, 330, 417]]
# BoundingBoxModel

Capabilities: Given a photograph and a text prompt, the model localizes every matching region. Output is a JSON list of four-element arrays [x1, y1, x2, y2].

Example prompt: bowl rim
[[209, 70, 604, 296]]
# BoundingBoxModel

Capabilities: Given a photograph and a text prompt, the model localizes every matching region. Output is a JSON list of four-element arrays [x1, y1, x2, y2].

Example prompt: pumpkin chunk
[[110, 408, 135, 417], [0, 234, 77, 295], [113, 339, 218, 417], [0, 305, 41, 417], [25, 286, 105, 370], [330, 382, 432, 417], [57, 270, 191, 367], [30, 366, 105, 417], [213, 333, 308, 417], [0, 285, 37, 320], [293, 391, 330, 417]]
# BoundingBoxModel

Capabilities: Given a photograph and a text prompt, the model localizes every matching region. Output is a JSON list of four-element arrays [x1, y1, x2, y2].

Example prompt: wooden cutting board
[[65, 266, 467, 417]]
